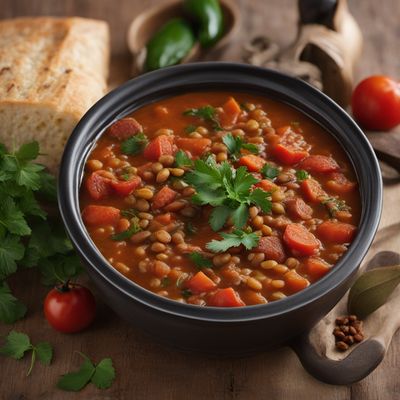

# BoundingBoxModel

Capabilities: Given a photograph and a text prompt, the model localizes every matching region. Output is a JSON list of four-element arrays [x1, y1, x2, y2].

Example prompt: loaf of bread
[[0, 17, 110, 170]]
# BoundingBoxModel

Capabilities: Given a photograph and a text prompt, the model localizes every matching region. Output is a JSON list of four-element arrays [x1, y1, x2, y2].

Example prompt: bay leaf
[[348, 265, 400, 319]]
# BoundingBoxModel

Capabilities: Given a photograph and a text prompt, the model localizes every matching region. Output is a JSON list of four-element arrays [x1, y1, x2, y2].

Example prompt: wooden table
[[1, 1, 400, 398]]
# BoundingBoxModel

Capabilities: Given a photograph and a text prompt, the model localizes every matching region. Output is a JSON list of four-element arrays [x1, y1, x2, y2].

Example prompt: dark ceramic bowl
[[58, 63, 382, 355]]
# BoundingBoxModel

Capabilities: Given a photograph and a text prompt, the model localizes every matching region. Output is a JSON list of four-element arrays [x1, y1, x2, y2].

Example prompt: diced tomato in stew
[[143, 135, 175, 161], [80, 92, 360, 307], [106, 117, 142, 140]]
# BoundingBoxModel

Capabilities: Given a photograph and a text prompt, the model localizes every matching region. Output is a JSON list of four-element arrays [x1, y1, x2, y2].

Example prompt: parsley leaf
[[0, 235, 24, 279], [15, 142, 40, 162], [120, 208, 138, 219], [111, 217, 141, 241], [0, 330, 53, 376], [183, 106, 222, 131], [175, 149, 194, 168], [186, 159, 271, 231], [0, 197, 31, 236], [296, 169, 309, 182], [206, 229, 260, 253], [120, 133, 149, 155], [188, 252, 213, 269], [0, 282, 26, 323], [57, 353, 115, 392], [222, 133, 259, 161], [261, 164, 279, 180], [184, 124, 197, 134], [322, 197, 350, 218]]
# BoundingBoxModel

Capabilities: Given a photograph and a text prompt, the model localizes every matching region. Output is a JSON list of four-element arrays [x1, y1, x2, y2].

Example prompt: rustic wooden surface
[[1, 0, 400, 399]]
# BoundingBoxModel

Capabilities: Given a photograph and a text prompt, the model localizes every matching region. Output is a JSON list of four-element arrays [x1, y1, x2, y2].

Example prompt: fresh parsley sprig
[[295, 169, 309, 182], [222, 133, 259, 161], [0, 330, 53, 376], [185, 157, 271, 231], [322, 197, 350, 218], [183, 106, 222, 131], [206, 229, 260, 253], [57, 352, 115, 391], [261, 164, 279, 180], [188, 252, 213, 269], [111, 217, 141, 241], [120, 133, 149, 155], [175, 149, 194, 169]]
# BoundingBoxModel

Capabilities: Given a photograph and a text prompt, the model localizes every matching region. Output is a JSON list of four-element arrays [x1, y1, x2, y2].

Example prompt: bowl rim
[[58, 62, 382, 323]]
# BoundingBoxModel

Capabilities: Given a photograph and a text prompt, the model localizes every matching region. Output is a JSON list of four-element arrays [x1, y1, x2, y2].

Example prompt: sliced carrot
[[110, 176, 142, 197], [186, 271, 217, 294], [86, 171, 112, 200], [143, 135, 174, 161], [220, 97, 241, 128], [317, 221, 357, 243], [255, 236, 286, 263], [283, 223, 320, 256], [297, 155, 339, 173], [238, 154, 266, 172], [285, 197, 313, 220], [152, 186, 178, 209], [272, 143, 309, 165], [106, 118, 142, 140], [326, 172, 357, 194], [82, 205, 120, 226], [255, 179, 278, 192], [284, 270, 310, 293], [176, 137, 211, 156], [208, 287, 245, 307], [301, 178, 327, 203], [305, 257, 332, 280]]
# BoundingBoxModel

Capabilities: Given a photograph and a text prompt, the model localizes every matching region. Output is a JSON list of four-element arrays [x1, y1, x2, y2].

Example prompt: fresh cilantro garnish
[[111, 217, 141, 241], [322, 197, 350, 218], [222, 133, 259, 161], [0, 282, 27, 323], [185, 158, 271, 230], [0, 330, 53, 376], [188, 252, 213, 269], [175, 150, 194, 169], [120, 208, 138, 219], [206, 229, 260, 253], [296, 170, 309, 182], [184, 124, 197, 134], [120, 133, 149, 155], [181, 289, 192, 298], [261, 164, 279, 180], [183, 106, 222, 131], [0, 141, 83, 322], [57, 352, 115, 391]]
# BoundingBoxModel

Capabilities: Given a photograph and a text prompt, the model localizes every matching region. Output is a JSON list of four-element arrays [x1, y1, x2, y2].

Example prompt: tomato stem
[[57, 279, 71, 293]]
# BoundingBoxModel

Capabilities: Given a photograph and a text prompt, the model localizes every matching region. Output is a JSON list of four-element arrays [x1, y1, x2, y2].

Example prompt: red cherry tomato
[[44, 283, 96, 333], [351, 75, 400, 131]]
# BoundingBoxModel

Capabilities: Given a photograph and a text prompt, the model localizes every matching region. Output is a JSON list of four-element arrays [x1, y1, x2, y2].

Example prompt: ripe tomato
[[351, 75, 400, 131], [44, 283, 96, 333]]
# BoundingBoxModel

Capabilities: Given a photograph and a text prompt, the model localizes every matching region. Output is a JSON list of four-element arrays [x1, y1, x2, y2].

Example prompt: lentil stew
[[80, 92, 360, 307]]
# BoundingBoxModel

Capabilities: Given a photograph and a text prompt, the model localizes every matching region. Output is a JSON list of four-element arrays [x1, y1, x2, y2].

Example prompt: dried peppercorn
[[333, 314, 364, 351]]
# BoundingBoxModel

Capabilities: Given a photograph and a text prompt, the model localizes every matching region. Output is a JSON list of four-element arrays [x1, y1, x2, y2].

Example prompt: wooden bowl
[[127, 0, 240, 74]]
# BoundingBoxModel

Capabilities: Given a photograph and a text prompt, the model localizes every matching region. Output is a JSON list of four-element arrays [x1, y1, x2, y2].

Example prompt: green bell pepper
[[145, 18, 195, 72], [183, 0, 224, 48]]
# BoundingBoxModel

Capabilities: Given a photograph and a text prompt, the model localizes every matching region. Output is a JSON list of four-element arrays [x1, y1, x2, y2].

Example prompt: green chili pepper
[[145, 18, 195, 72], [184, 0, 224, 48]]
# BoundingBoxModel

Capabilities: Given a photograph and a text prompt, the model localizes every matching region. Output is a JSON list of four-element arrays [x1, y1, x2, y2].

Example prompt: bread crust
[[0, 17, 110, 170]]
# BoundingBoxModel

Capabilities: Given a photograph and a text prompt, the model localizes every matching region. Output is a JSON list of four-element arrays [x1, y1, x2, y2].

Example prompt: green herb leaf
[[184, 124, 197, 134], [0, 235, 25, 279], [188, 252, 213, 269], [322, 197, 350, 218], [0, 282, 27, 323], [38, 254, 83, 286], [120, 209, 138, 219], [111, 217, 141, 241], [261, 164, 279, 180], [0, 331, 31, 359], [120, 133, 149, 155], [185, 221, 197, 235], [183, 106, 222, 130], [295, 169, 309, 182], [248, 188, 272, 213], [348, 265, 400, 319], [206, 229, 260, 253], [15, 141, 40, 162], [230, 203, 249, 229], [175, 149, 194, 168], [209, 205, 232, 231], [35, 342, 53, 365], [91, 358, 116, 390], [222, 133, 259, 161], [0, 197, 31, 236], [57, 353, 96, 392]]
